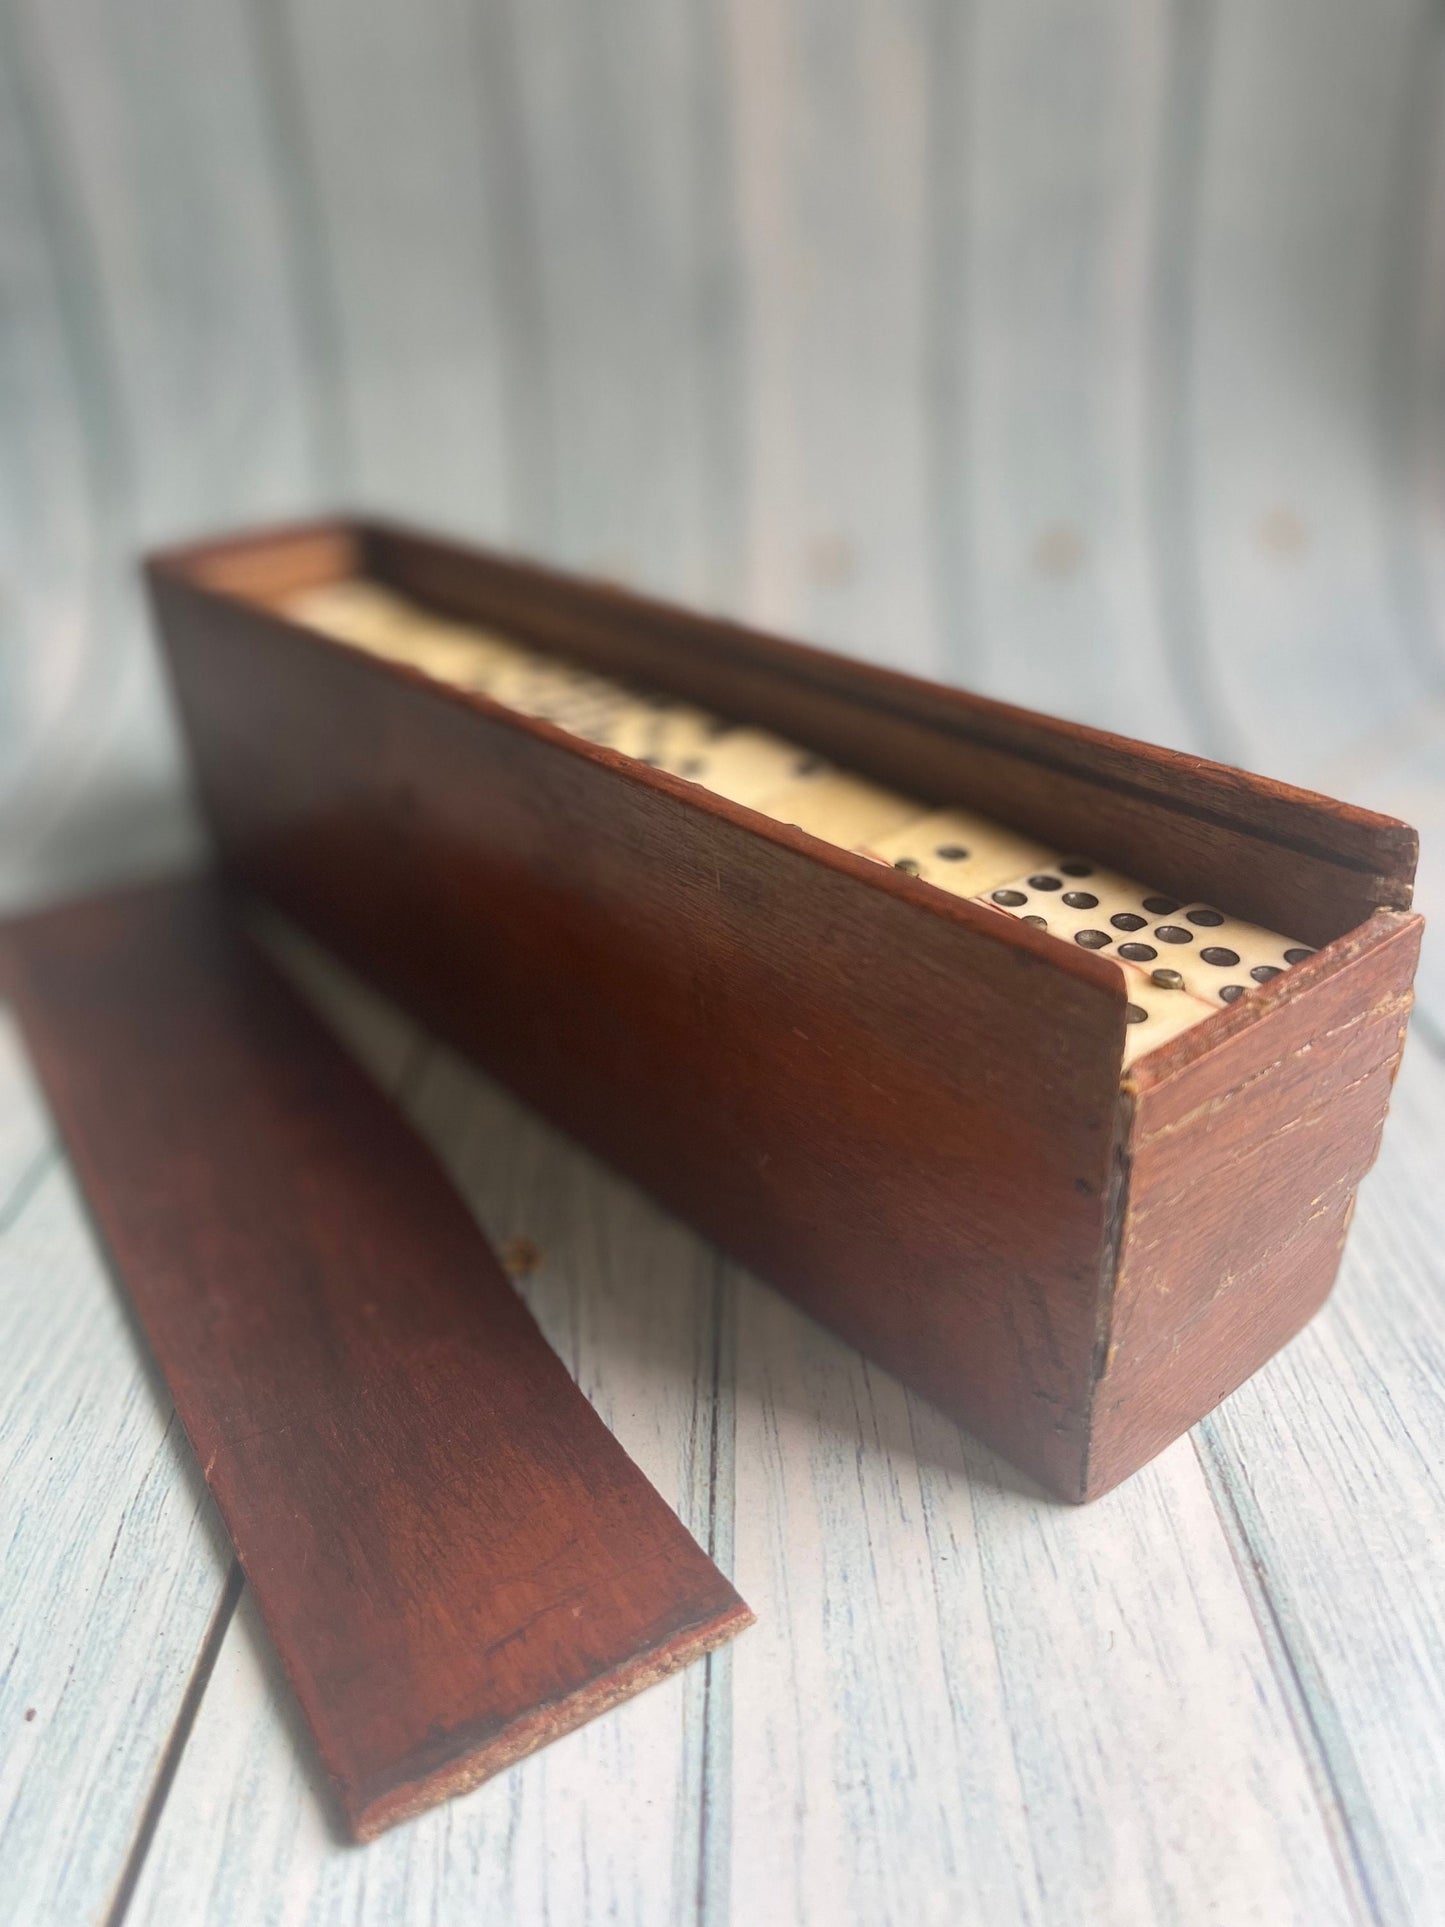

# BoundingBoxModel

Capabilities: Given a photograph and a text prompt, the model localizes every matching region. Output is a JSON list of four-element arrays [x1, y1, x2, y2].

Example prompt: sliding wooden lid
[[2, 878, 751, 1839]]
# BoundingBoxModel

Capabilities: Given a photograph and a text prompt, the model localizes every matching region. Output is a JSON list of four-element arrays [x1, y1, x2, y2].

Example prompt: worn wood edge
[[349, 1594, 754, 1842], [1079, 912, 1423, 1501], [0, 879, 756, 1843], [356, 517, 1419, 868], [1121, 910, 1425, 1095], [142, 519, 1420, 892], [144, 565, 1135, 1019]]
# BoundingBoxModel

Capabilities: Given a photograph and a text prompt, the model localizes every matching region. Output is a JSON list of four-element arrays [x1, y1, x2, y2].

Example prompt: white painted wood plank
[[266, 0, 516, 537], [965, 0, 1198, 747], [0, 1010, 232, 1927], [1183, 0, 1433, 774], [126, 959, 730, 1925], [1309, 715, 1445, 1026], [15, 0, 318, 540], [0, 2, 194, 913], [726, 1279, 1357, 1927], [503, 0, 746, 605], [1195, 1034, 1445, 1927], [724, 0, 940, 674], [1377, 2, 1445, 699], [1, 0, 320, 909]]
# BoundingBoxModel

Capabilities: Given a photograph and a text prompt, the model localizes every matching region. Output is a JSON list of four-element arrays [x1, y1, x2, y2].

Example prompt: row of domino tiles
[[285, 580, 1316, 1070]]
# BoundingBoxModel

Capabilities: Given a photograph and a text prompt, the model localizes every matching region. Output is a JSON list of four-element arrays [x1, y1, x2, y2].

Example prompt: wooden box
[[146, 519, 1422, 1502]]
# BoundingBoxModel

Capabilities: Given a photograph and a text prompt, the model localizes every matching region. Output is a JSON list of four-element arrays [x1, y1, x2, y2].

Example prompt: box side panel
[[150, 579, 1127, 1500], [357, 521, 1416, 948], [1085, 913, 1421, 1497]]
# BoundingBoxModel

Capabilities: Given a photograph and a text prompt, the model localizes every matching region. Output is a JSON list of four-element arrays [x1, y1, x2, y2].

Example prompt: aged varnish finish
[[2, 879, 752, 1837], [147, 519, 1423, 1500]]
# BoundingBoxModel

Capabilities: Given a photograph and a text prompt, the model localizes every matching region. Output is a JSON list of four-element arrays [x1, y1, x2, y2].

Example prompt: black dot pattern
[[936, 844, 970, 861], [962, 853, 1317, 1057]]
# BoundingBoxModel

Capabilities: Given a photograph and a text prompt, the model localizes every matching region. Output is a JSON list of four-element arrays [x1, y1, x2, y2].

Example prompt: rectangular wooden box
[[146, 518, 1422, 1501]]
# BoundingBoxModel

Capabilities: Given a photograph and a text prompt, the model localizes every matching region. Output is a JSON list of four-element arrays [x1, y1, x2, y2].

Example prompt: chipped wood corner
[[1080, 909, 1425, 1501]]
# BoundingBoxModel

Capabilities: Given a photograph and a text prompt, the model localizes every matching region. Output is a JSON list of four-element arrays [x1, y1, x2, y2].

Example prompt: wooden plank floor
[[2, 825, 1442, 1926], [5, 1, 1445, 1914]]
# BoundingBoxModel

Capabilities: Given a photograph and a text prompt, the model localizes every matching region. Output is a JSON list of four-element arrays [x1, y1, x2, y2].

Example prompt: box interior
[[173, 518, 1417, 974]]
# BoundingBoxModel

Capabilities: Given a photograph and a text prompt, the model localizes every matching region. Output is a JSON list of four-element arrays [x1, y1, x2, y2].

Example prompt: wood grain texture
[[126, 997, 742, 1925], [113, 928, 1366, 1927], [1088, 909, 1423, 1497], [0, 1011, 234, 1927], [5, 4, 1445, 1914], [3, 878, 750, 1839], [148, 522, 1419, 1501], [362, 517, 1417, 946], [151, 539, 1144, 1499], [1196, 1037, 1445, 1926]]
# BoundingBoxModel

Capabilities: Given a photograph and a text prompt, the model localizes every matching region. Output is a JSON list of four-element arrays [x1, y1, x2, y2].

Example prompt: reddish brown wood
[[145, 519, 1424, 1501], [356, 519, 1417, 946], [1084, 909, 1422, 1498], [2, 879, 751, 1838]]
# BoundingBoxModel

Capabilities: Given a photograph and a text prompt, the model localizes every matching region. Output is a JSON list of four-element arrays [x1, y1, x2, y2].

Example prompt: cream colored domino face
[[859, 808, 1055, 898], [662, 727, 828, 806], [980, 857, 1314, 1008], [1165, 903, 1317, 1007], [752, 772, 921, 847], [1118, 971, 1217, 1068], [983, 871, 1218, 1064], [572, 694, 725, 766], [288, 582, 535, 690], [287, 581, 422, 651]]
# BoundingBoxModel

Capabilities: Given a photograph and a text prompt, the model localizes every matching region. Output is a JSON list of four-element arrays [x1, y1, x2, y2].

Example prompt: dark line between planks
[[1191, 1425, 1399, 1927], [923, 0, 976, 685], [1145, 0, 1240, 763], [695, 1254, 736, 1927], [104, 1561, 245, 1927], [1377, 0, 1445, 695], [469, 0, 556, 552], [243, 0, 352, 499], [1409, 1000, 1445, 1060], [0, 1143, 57, 1239], [691, 0, 748, 617], [0, 0, 135, 848]]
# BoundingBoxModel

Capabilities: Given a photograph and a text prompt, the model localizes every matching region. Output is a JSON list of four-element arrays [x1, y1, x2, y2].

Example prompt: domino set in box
[[147, 517, 1421, 1503]]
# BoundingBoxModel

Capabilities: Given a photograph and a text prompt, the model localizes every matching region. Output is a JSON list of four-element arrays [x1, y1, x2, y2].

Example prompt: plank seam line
[[0, 1143, 56, 1237], [695, 1252, 730, 1927], [1409, 1003, 1445, 1061], [1145, 0, 1242, 765], [1190, 1425, 1391, 1927], [103, 1561, 245, 1927], [241, 0, 351, 495]]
